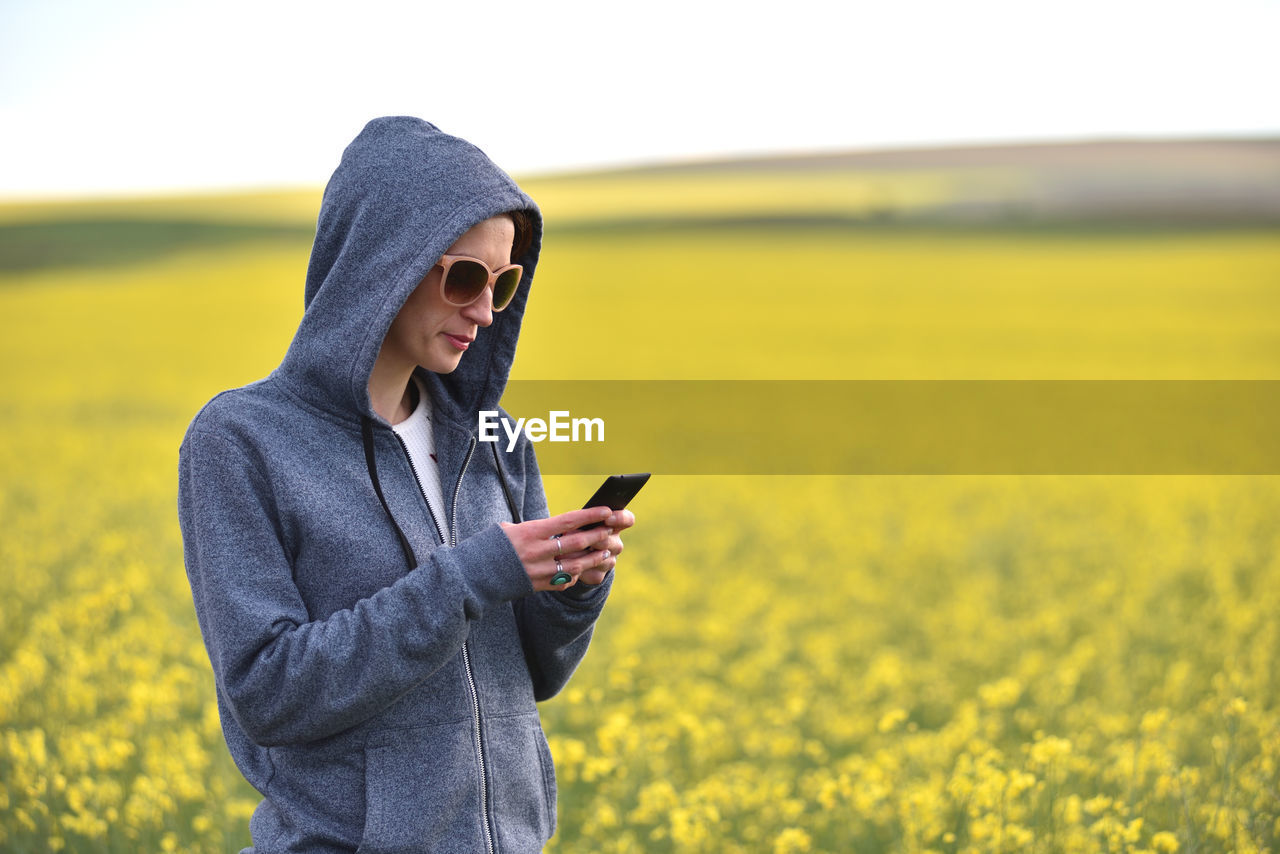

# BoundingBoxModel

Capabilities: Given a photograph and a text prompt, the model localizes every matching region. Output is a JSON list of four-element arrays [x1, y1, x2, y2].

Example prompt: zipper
[[394, 430, 493, 854], [392, 432, 443, 545], [450, 437, 476, 551], [451, 438, 494, 854], [461, 631, 493, 854]]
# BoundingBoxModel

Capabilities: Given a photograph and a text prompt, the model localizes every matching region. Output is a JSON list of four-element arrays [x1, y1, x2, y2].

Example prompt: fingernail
[[601, 550, 611, 559], [606, 514, 619, 526]]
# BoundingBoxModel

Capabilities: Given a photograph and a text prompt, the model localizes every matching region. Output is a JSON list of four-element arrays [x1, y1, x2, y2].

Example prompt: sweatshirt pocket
[[358, 721, 486, 854], [486, 711, 557, 850]]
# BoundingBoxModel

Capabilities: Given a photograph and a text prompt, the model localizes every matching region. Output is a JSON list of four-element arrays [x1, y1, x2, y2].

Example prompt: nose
[[461, 285, 495, 327]]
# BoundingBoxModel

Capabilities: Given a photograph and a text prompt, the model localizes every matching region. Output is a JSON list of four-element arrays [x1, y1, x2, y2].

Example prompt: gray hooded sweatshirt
[[177, 116, 612, 853]]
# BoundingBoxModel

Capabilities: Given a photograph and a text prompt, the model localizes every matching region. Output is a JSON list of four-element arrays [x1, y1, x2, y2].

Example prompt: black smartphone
[[578, 473, 650, 530]]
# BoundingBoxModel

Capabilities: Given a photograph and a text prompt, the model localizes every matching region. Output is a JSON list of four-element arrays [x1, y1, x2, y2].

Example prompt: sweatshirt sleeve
[[178, 428, 533, 747], [509, 433, 614, 702]]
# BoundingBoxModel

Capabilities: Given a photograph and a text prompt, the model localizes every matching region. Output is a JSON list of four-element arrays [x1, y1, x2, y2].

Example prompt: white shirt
[[391, 374, 449, 542]]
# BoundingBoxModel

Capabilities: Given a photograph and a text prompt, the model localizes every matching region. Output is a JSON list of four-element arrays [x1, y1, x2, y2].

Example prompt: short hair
[[506, 209, 535, 264]]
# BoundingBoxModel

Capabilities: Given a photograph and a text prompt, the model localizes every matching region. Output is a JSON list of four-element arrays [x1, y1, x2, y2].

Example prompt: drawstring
[[491, 442, 522, 524], [360, 415, 523, 572], [362, 415, 419, 570]]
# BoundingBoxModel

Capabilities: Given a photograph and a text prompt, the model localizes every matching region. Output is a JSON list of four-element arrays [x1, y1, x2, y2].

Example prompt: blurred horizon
[[4, 137, 1278, 258], [3, 130, 1279, 205]]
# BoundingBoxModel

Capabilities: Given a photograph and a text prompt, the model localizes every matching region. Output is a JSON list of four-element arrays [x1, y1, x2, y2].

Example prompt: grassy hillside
[[3, 137, 1277, 276]]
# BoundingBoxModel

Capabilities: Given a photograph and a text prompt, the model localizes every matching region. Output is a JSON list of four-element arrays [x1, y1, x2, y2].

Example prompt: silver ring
[[553, 534, 563, 555], [550, 560, 572, 586]]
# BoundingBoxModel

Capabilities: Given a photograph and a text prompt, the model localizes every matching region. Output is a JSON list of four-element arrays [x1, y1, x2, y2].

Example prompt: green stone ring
[[551, 559, 571, 586]]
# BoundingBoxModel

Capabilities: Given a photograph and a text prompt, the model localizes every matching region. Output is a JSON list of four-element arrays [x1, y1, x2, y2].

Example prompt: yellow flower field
[[1, 217, 1278, 852]]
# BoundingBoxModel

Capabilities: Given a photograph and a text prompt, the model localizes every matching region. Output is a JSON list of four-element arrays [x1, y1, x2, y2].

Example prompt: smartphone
[[578, 473, 650, 530]]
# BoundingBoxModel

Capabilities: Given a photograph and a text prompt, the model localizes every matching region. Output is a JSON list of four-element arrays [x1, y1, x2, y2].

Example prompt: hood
[[276, 116, 543, 429]]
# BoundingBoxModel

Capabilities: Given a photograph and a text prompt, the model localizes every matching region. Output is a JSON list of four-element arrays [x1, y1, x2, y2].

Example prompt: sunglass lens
[[442, 259, 488, 305], [493, 268, 522, 311]]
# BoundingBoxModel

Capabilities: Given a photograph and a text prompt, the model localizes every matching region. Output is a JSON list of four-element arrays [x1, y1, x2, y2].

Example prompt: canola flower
[[1, 222, 1278, 852], [537, 474, 1280, 854]]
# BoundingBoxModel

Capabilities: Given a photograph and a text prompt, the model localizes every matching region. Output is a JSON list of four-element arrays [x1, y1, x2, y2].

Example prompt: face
[[379, 215, 516, 375]]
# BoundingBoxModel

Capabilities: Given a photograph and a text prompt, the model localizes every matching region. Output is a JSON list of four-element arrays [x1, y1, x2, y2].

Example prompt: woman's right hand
[[500, 507, 615, 592]]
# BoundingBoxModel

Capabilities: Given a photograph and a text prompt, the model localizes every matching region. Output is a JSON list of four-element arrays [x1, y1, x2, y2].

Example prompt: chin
[[424, 355, 464, 375]]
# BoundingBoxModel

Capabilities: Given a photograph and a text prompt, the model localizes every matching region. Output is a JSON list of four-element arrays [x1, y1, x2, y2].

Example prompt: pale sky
[[2, 0, 1277, 199]]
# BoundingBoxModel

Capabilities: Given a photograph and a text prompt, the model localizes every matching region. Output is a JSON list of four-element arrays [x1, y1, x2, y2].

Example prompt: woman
[[177, 116, 633, 853]]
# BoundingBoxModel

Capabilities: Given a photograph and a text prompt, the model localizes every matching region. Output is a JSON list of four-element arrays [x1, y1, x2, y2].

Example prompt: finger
[[544, 559, 577, 591], [556, 541, 619, 564], [578, 555, 618, 586], [532, 506, 612, 538], [577, 570, 608, 586], [517, 507, 606, 540], [572, 536, 623, 558], [602, 509, 636, 530], [560, 525, 613, 555], [541, 572, 577, 592], [538, 527, 611, 562], [558, 547, 612, 577]]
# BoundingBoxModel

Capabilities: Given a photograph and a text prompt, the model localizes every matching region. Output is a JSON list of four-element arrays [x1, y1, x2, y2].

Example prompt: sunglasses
[[435, 254, 523, 312]]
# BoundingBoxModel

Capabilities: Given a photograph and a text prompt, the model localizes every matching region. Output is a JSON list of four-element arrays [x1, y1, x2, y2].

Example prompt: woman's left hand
[[575, 509, 635, 586]]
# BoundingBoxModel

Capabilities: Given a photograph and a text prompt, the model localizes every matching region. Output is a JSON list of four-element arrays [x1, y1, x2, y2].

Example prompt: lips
[[443, 333, 474, 351]]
